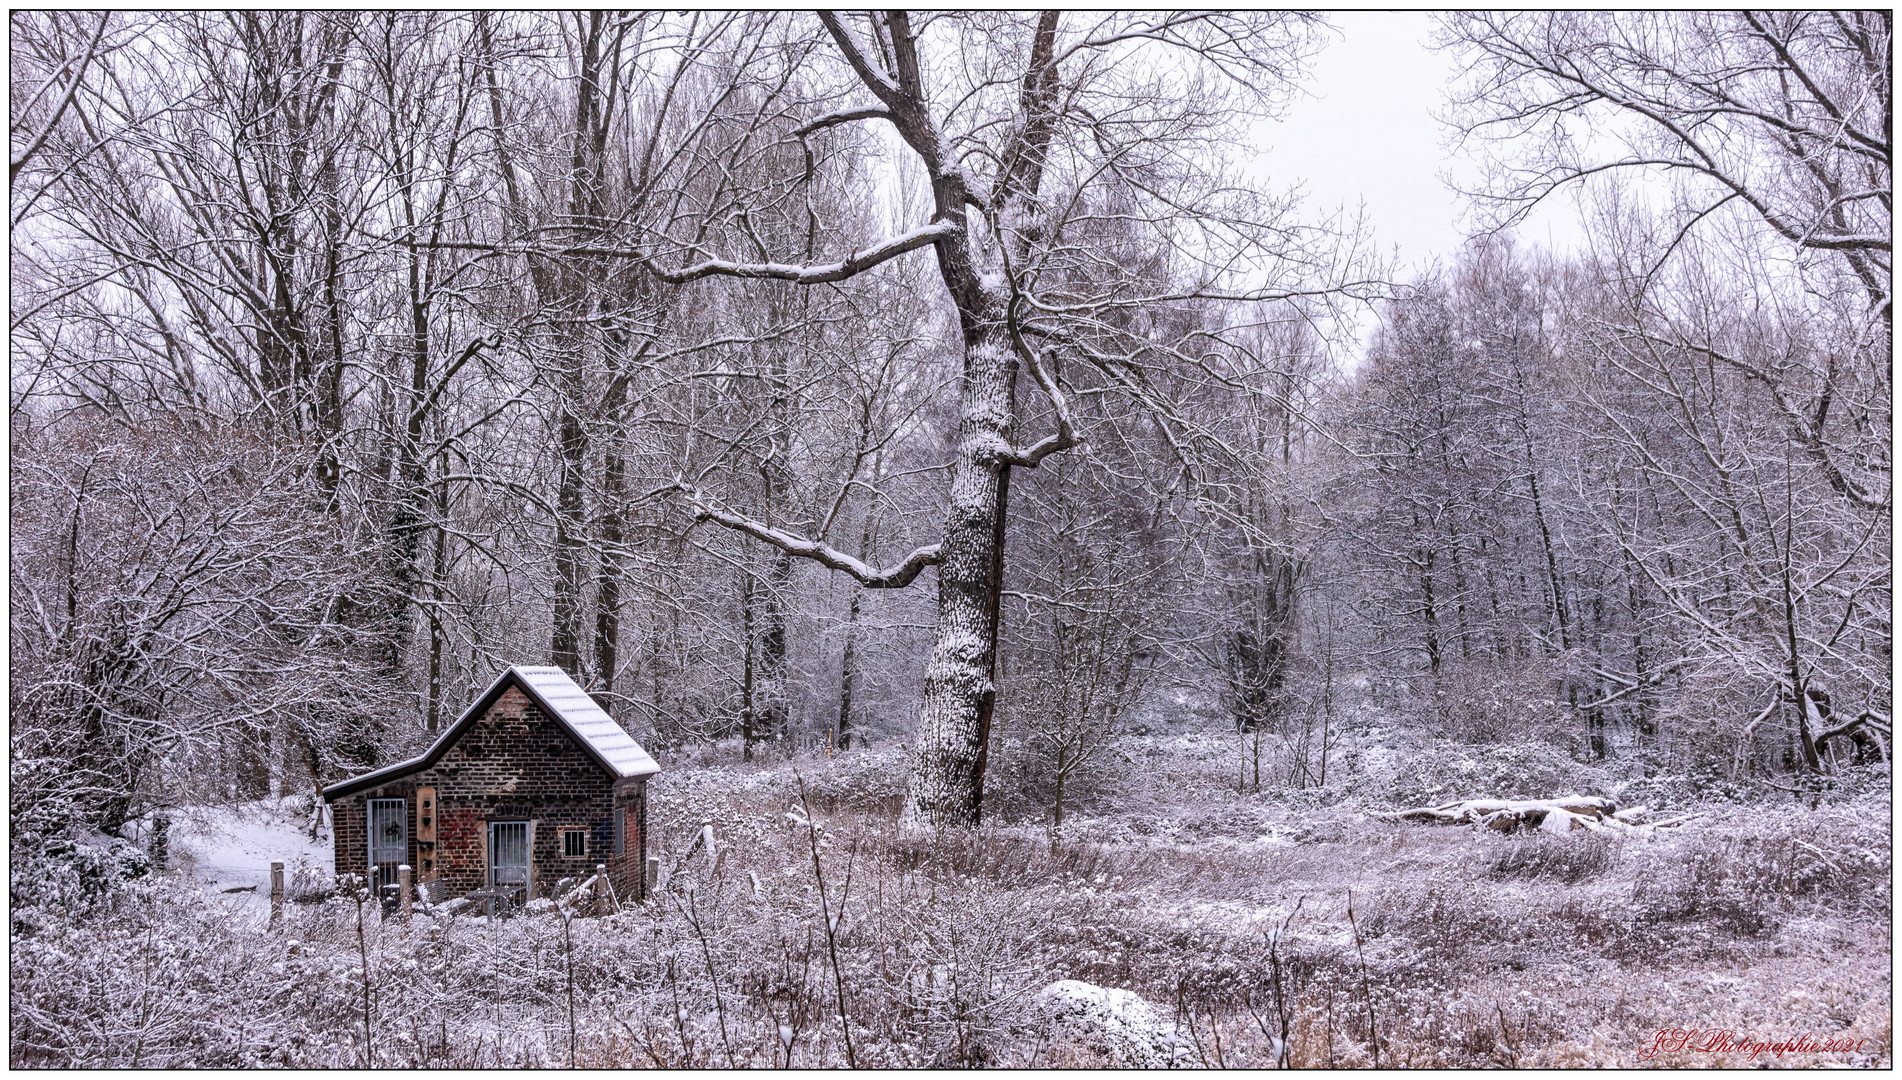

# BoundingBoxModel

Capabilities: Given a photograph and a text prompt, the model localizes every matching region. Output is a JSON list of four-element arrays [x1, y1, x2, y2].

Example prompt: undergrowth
[[10, 750, 1890, 1068]]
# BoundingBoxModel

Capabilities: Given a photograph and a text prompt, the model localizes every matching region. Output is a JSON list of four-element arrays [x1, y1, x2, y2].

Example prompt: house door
[[368, 799, 407, 890], [489, 821, 529, 896]]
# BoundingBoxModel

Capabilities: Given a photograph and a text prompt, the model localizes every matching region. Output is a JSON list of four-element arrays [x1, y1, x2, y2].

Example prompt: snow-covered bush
[[785, 745, 909, 815], [1612, 761, 1754, 807], [1488, 832, 1622, 883], [10, 831, 152, 913], [1034, 979, 1185, 1067], [1382, 740, 1610, 808], [1414, 657, 1569, 745]]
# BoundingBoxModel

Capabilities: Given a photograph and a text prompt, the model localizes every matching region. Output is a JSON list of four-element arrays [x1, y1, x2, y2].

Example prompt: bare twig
[[1346, 890, 1379, 1068], [794, 774, 858, 1067]]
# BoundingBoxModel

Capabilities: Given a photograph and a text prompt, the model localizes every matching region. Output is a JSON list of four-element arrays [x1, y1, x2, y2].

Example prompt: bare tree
[[1442, 11, 1891, 511], [1000, 456, 1166, 835], [630, 12, 1358, 824], [10, 417, 376, 830]]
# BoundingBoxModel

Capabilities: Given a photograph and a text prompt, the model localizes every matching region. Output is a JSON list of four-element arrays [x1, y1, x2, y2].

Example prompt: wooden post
[[593, 863, 609, 915], [398, 864, 412, 922], [269, 860, 285, 927], [646, 856, 659, 897], [416, 786, 437, 882]]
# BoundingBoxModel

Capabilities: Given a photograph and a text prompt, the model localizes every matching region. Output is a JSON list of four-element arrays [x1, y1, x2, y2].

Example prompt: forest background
[[8, 11, 1891, 1067]]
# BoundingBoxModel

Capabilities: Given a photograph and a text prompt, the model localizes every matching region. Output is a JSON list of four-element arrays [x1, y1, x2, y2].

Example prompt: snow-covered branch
[[687, 490, 940, 589], [996, 348, 1081, 468], [634, 223, 957, 284], [10, 12, 109, 179], [793, 106, 894, 138], [433, 223, 961, 286]]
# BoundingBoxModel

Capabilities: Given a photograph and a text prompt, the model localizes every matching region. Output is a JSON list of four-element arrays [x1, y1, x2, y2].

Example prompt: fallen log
[[1386, 797, 1685, 835]]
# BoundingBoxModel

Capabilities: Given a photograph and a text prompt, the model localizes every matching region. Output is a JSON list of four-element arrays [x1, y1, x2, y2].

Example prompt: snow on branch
[[11, 12, 109, 179], [687, 489, 940, 589], [428, 224, 957, 287], [996, 347, 1081, 468], [816, 13, 901, 99], [576, 223, 958, 285], [793, 106, 894, 138]]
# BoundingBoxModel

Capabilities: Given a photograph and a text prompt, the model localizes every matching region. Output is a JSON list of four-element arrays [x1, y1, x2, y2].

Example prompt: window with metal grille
[[562, 828, 585, 858]]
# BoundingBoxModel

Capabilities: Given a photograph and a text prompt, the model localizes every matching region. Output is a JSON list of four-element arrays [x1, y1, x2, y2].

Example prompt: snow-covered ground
[[11, 743, 1890, 1069], [164, 797, 333, 914]]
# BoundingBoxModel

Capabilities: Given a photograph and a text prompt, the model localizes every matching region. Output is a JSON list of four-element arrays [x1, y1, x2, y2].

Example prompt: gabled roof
[[321, 666, 660, 801]]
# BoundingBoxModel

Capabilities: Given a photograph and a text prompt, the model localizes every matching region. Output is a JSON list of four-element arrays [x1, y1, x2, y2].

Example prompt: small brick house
[[322, 666, 660, 905]]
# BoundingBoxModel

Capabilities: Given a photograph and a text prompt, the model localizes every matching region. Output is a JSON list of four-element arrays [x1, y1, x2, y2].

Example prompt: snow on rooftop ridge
[[320, 664, 661, 798], [510, 665, 660, 779]]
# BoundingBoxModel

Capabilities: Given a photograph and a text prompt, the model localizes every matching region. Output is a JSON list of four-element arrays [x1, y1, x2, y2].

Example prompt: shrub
[[1383, 741, 1610, 808], [11, 831, 152, 913], [1488, 833, 1620, 884]]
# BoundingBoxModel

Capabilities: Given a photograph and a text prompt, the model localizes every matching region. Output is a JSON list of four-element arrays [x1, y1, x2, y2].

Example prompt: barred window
[[563, 828, 586, 858]]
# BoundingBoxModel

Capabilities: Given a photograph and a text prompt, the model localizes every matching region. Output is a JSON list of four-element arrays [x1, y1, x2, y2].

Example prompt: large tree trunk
[[833, 10, 1061, 827], [836, 513, 879, 751], [908, 316, 1018, 826]]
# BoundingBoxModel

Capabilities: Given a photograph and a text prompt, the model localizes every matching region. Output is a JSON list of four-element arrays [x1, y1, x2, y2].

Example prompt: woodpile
[[1387, 797, 1688, 834]]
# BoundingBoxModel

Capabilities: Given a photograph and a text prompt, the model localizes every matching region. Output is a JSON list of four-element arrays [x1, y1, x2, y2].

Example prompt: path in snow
[[166, 797, 332, 916]]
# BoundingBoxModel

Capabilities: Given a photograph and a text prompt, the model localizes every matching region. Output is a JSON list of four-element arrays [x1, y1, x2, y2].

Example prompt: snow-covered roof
[[321, 665, 659, 800], [509, 665, 660, 779]]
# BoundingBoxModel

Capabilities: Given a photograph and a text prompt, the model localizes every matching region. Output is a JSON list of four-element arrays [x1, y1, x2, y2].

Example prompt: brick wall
[[332, 793, 368, 882], [329, 682, 648, 903]]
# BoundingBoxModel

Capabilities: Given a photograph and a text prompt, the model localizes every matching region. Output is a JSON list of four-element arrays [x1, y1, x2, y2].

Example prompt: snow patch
[[166, 797, 333, 913], [1035, 979, 1189, 1068]]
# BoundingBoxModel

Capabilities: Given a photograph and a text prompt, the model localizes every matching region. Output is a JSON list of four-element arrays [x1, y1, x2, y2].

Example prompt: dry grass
[[10, 742, 1891, 1068]]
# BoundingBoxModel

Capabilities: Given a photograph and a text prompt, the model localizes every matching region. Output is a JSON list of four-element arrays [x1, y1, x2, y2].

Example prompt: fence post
[[645, 856, 659, 898], [270, 860, 285, 927], [593, 863, 609, 915], [398, 864, 412, 923]]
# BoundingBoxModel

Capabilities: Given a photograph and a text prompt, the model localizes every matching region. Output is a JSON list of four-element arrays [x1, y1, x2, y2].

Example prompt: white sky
[[1254, 12, 1588, 276]]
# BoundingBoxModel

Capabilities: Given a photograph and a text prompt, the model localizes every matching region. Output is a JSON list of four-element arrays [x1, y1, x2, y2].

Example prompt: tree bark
[[908, 319, 1020, 825], [741, 570, 759, 762], [592, 367, 628, 698], [550, 372, 588, 676], [549, 12, 622, 679], [836, 588, 860, 751]]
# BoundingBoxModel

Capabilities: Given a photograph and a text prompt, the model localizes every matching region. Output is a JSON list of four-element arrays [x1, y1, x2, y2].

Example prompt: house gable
[[429, 684, 602, 786], [321, 667, 657, 801]]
